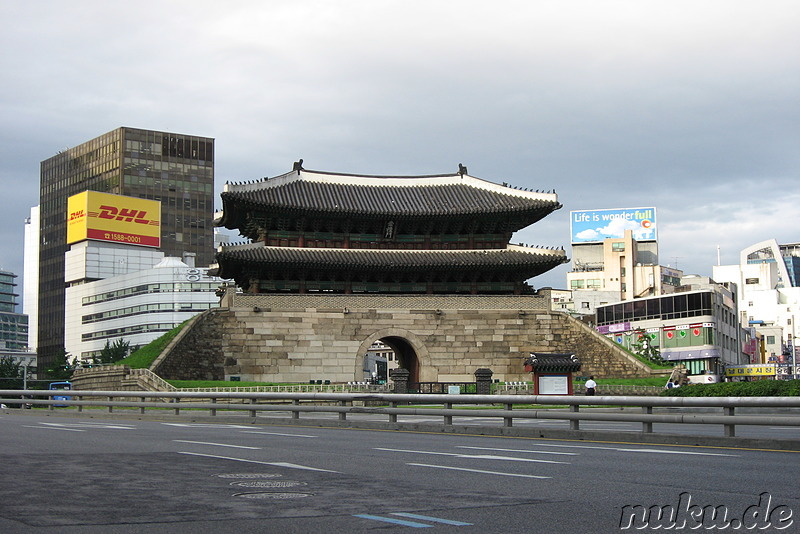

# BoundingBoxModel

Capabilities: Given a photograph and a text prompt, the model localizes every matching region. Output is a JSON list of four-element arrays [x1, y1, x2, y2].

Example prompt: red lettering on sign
[[96, 205, 152, 225], [98, 205, 117, 219]]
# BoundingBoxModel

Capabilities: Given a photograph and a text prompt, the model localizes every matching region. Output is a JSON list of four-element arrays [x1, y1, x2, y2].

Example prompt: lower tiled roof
[[215, 245, 566, 276]]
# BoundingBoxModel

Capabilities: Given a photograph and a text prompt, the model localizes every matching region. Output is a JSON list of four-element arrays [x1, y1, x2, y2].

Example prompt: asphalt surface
[[1, 411, 799, 533]]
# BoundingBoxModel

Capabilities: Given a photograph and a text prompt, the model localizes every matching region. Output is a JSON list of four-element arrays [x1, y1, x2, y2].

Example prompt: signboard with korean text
[[538, 375, 569, 395], [570, 207, 657, 244], [67, 191, 161, 247], [724, 364, 776, 377]]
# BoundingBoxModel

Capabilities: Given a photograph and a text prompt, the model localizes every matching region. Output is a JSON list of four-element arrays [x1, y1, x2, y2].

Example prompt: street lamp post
[[21, 357, 36, 391]]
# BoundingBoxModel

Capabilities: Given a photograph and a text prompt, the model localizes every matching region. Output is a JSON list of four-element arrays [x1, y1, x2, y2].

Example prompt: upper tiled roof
[[217, 168, 561, 223]]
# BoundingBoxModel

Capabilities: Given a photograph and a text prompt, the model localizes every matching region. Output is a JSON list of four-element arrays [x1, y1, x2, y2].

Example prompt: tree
[[96, 338, 131, 364], [631, 329, 667, 365], [0, 356, 21, 378], [47, 348, 77, 380]]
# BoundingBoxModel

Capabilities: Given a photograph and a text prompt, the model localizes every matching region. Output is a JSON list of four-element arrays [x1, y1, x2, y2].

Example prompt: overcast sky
[[1, 1, 798, 302]]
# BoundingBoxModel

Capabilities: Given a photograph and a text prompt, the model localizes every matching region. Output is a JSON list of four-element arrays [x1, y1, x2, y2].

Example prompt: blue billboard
[[570, 207, 656, 244]]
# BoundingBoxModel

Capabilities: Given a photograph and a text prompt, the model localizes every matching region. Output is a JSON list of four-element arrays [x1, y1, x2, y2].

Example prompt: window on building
[[745, 278, 759, 284], [581, 302, 590, 309], [767, 336, 776, 344], [612, 242, 625, 252]]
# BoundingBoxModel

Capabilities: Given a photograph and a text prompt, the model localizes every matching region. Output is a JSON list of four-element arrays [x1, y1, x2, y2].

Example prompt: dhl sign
[[67, 191, 161, 247]]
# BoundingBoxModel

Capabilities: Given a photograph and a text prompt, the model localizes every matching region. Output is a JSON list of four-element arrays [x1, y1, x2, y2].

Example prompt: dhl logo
[[69, 210, 85, 221], [90, 205, 159, 226]]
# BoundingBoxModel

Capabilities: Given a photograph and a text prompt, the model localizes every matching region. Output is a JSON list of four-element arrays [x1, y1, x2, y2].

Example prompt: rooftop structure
[[214, 165, 567, 294]]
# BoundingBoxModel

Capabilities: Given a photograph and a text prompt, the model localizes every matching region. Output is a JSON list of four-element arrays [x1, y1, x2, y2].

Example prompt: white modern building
[[64, 240, 223, 362], [22, 206, 39, 352], [713, 239, 800, 366]]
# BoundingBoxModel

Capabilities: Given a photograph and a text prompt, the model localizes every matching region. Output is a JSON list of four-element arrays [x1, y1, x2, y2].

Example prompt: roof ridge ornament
[[292, 159, 304, 174], [458, 163, 468, 176]]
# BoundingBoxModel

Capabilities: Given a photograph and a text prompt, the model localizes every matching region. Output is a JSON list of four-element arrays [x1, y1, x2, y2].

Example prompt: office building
[[64, 243, 222, 362], [0, 270, 29, 352], [37, 127, 214, 371]]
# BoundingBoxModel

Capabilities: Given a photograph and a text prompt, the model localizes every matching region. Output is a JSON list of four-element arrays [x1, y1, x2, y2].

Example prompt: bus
[[49, 381, 72, 406]]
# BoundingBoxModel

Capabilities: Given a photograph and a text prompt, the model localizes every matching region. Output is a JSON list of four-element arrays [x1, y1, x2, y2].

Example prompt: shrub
[[662, 380, 800, 397]]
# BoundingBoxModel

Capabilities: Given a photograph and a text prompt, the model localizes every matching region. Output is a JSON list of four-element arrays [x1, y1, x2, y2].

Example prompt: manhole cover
[[234, 492, 313, 500], [231, 481, 307, 488], [215, 473, 282, 479]]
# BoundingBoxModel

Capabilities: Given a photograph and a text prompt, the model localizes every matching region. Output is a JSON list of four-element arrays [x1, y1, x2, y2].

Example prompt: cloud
[[0, 0, 798, 298], [576, 229, 601, 240]]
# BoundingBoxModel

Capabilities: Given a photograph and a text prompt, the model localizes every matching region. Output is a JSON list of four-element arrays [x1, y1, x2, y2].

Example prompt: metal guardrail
[[3, 389, 800, 439]]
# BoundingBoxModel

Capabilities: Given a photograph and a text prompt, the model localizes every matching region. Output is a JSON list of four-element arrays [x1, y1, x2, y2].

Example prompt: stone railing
[[71, 366, 176, 392]]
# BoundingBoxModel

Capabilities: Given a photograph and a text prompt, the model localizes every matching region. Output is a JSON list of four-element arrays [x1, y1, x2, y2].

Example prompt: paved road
[[1, 412, 799, 533]]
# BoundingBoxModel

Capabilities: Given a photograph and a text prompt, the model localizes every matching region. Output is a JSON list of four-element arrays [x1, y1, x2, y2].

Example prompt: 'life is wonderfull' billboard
[[570, 207, 656, 244], [67, 191, 161, 247]]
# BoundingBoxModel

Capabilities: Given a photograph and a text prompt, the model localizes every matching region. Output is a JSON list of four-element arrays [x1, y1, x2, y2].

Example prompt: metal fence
[[3, 389, 800, 440]]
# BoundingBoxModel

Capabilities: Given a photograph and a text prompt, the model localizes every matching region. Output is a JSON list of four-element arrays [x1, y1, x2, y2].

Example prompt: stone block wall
[[148, 295, 657, 383], [151, 309, 227, 380]]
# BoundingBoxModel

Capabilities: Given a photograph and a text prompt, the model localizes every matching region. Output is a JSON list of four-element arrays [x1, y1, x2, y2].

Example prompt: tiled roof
[[218, 169, 561, 220], [214, 244, 567, 277], [524, 353, 582, 373]]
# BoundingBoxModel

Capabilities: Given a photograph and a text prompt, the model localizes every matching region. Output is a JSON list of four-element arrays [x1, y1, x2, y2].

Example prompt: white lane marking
[[173, 440, 261, 450], [177, 451, 340, 472], [374, 447, 568, 464], [161, 423, 253, 429], [457, 446, 577, 456], [242, 430, 318, 438], [38, 422, 135, 430], [407, 463, 551, 479], [533, 443, 739, 457], [23, 425, 85, 432], [268, 461, 340, 472], [62, 421, 136, 429]]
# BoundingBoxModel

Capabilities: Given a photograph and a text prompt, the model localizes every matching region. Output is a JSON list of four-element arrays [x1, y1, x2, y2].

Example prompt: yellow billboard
[[67, 191, 161, 247]]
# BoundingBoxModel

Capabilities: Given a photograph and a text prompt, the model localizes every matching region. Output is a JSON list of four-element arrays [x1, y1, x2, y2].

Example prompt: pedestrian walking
[[585, 376, 597, 396]]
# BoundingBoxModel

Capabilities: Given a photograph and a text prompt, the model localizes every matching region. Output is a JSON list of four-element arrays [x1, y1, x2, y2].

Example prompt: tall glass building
[[38, 127, 214, 372], [0, 270, 28, 351]]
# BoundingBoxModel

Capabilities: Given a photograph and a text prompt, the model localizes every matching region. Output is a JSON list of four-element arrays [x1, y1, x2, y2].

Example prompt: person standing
[[585, 376, 597, 396]]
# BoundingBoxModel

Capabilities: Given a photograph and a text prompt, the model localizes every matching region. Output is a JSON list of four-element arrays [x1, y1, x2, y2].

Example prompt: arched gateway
[[208, 163, 579, 383], [356, 329, 430, 384]]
